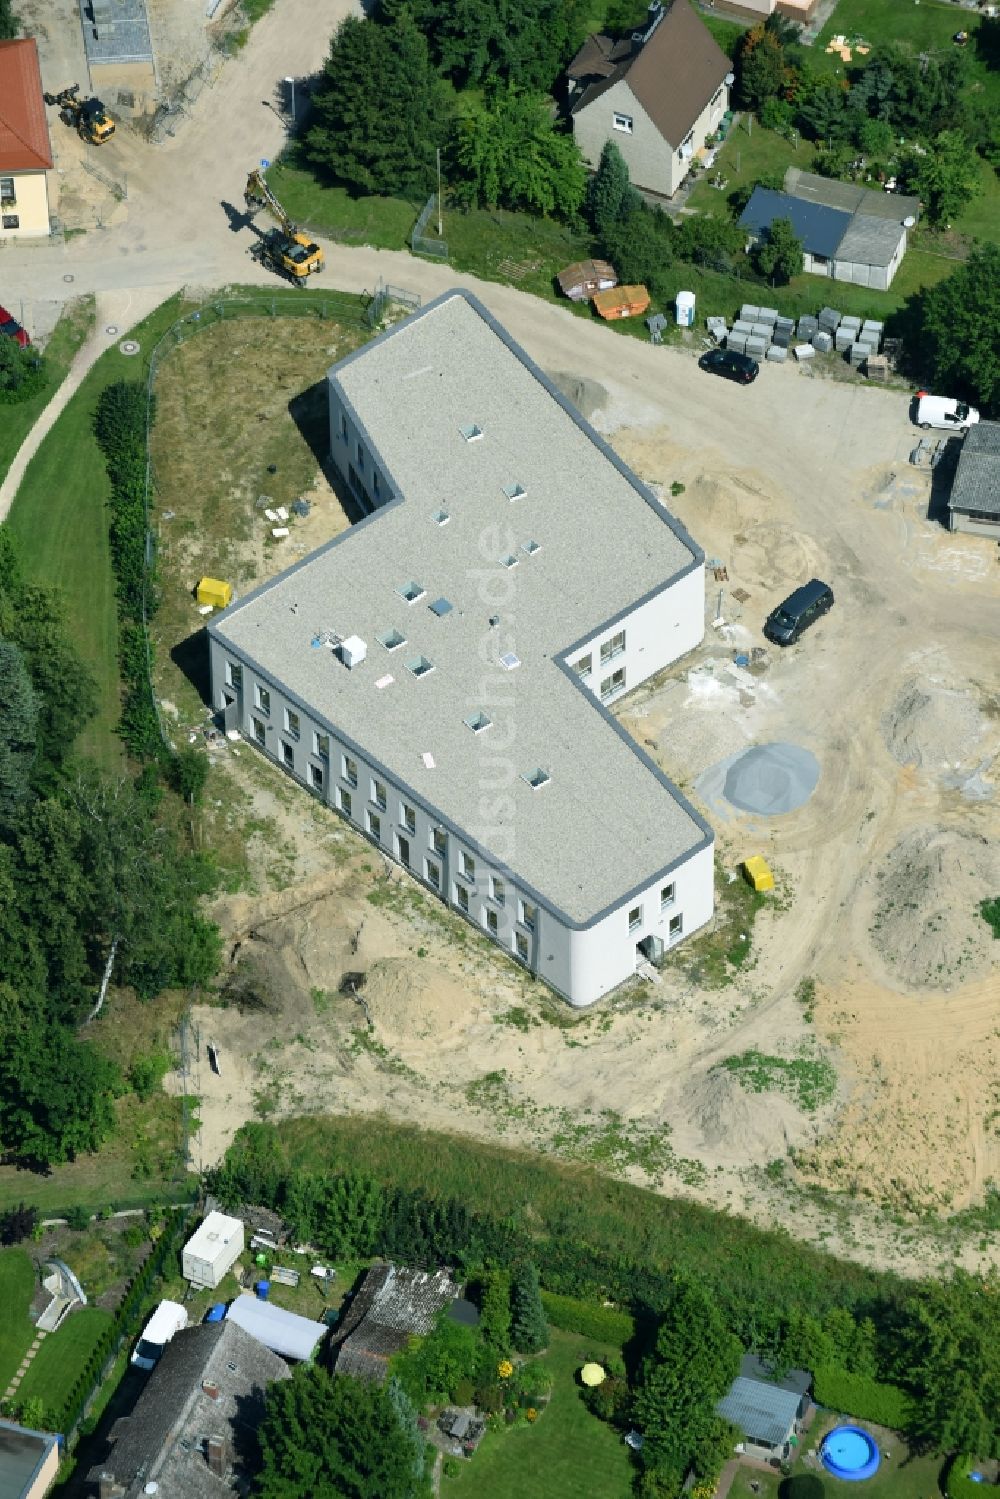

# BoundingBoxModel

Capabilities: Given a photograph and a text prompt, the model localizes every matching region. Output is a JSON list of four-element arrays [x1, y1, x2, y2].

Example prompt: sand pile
[[679, 1070, 815, 1167], [731, 522, 825, 591], [868, 826, 1000, 990], [882, 679, 990, 771], [361, 957, 474, 1042]]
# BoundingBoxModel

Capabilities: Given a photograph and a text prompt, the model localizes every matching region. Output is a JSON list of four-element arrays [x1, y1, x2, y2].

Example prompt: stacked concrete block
[[772, 330, 791, 349], [834, 326, 855, 353], [797, 314, 819, 340], [860, 320, 882, 353], [757, 307, 779, 326], [727, 332, 748, 353], [794, 343, 816, 361], [740, 303, 761, 322], [812, 330, 834, 353], [746, 336, 768, 359], [848, 342, 868, 366], [840, 315, 861, 336], [818, 306, 842, 333], [766, 345, 788, 363], [731, 319, 755, 338], [751, 322, 774, 343], [706, 316, 729, 341], [775, 316, 796, 339]]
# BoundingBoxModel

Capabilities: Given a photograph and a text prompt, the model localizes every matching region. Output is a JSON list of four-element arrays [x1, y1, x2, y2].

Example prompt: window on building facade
[[600, 630, 626, 665], [338, 788, 353, 818], [425, 858, 441, 890], [252, 717, 265, 745], [342, 755, 358, 788], [284, 708, 300, 740], [459, 850, 475, 882], [368, 810, 382, 842], [491, 875, 505, 906], [255, 685, 270, 714], [454, 883, 469, 913], [372, 779, 387, 811], [669, 912, 683, 940], [401, 802, 416, 835], [225, 660, 242, 689], [280, 741, 294, 769], [309, 764, 323, 790], [628, 904, 643, 932], [340, 412, 348, 443], [313, 732, 329, 759], [660, 882, 675, 909], [356, 442, 365, 472], [433, 828, 448, 858], [520, 900, 536, 932], [0, 179, 14, 204], [485, 907, 499, 936], [515, 931, 529, 962], [396, 833, 410, 867], [613, 112, 633, 133], [2, 215, 19, 230], [600, 668, 626, 701], [572, 653, 592, 680]]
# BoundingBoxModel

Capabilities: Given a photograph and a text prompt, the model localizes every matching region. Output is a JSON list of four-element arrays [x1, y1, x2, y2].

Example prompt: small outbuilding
[[331, 1263, 459, 1383], [947, 419, 1000, 538], [739, 185, 908, 290], [592, 284, 651, 320], [196, 577, 233, 610], [742, 856, 774, 893], [182, 1210, 244, 1289], [225, 1294, 326, 1363], [557, 258, 618, 301], [716, 1356, 812, 1461], [0, 1419, 60, 1499]]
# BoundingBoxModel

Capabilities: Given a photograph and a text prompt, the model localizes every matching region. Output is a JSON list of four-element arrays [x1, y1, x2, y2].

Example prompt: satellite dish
[[724, 72, 735, 86], [903, 215, 916, 227]]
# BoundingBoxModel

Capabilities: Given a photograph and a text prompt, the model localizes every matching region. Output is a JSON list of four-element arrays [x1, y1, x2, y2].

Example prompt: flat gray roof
[[80, 0, 153, 66], [949, 419, 1000, 517], [834, 212, 905, 268], [0, 1421, 56, 1497], [784, 167, 919, 224], [213, 292, 709, 925]]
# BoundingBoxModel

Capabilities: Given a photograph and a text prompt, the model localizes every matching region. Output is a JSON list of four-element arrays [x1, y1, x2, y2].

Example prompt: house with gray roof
[[739, 181, 910, 289], [947, 419, 1000, 539], [716, 1357, 812, 1460], [783, 167, 919, 225], [0, 1420, 60, 1499], [87, 1320, 289, 1499], [566, 0, 732, 200], [331, 1264, 459, 1383], [207, 289, 713, 1007]]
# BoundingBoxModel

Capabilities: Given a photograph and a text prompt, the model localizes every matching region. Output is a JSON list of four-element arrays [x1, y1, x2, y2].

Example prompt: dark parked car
[[764, 578, 834, 646], [0, 304, 30, 348], [698, 347, 758, 384]]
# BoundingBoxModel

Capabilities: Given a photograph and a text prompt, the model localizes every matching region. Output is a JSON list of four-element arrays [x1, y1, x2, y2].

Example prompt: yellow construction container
[[742, 856, 775, 893], [196, 578, 233, 610]]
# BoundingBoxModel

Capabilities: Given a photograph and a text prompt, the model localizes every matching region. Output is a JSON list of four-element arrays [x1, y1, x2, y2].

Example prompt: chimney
[[206, 1436, 227, 1477], [98, 1476, 126, 1499], [202, 1380, 220, 1400]]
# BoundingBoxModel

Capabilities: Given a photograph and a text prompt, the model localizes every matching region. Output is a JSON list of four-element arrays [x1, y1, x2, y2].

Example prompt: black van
[[763, 578, 834, 646]]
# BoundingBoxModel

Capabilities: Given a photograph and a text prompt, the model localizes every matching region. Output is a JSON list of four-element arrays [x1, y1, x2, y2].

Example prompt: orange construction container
[[592, 284, 651, 320]]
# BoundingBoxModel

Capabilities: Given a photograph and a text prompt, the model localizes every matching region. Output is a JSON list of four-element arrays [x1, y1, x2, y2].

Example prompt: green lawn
[[0, 1249, 37, 1394], [17, 1306, 113, 1418], [265, 153, 419, 250], [727, 1425, 945, 1499], [442, 1328, 634, 1499], [0, 296, 95, 485]]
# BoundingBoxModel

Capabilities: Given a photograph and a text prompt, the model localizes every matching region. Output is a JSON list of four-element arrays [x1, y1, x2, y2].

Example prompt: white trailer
[[182, 1210, 244, 1289], [131, 1299, 188, 1370]]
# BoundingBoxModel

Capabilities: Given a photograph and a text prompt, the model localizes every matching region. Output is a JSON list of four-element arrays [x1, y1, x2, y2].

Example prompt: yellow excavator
[[43, 85, 116, 145], [244, 170, 324, 284]]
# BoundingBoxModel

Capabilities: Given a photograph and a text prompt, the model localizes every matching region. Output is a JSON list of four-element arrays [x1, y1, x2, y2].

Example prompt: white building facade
[[209, 292, 714, 1006]]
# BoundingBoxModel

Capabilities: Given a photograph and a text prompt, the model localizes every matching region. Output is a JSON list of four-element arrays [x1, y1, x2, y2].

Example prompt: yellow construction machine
[[243, 170, 324, 284], [43, 85, 116, 145]]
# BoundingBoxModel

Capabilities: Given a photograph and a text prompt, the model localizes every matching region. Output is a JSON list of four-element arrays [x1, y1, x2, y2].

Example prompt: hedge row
[[92, 380, 162, 758], [540, 1290, 636, 1345], [813, 1366, 915, 1432]]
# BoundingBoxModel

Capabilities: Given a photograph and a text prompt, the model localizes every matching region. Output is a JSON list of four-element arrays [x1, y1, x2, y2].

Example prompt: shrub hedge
[[540, 1290, 636, 1344], [813, 1366, 915, 1431], [946, 1455, 989, 1499]]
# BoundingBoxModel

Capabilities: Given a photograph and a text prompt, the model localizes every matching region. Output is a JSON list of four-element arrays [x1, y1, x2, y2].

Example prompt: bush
[[946, 1456, 989, 1499], [539, 1290, 635, 1344], [0, 340, 46, 404], [474, 1380, 505, 1414], [122, 1222, 146, 1249], [813, 1367, 915, 1430], [129, 1051, 171, 1100], [0, 1203, 38, 1245], [453, 1378, 474, 1406], [585, 1373, 631, 1425], [66, 1204, 91, 1231], [779, 1476, 826, 1499]]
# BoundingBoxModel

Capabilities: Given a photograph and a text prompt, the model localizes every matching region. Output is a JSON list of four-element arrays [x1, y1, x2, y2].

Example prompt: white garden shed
[[182, 1210, 244, 1289]]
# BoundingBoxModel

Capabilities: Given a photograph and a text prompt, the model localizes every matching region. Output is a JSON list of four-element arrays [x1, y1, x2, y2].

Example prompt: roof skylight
[[523, 767, 551, 789], [460, 423, 484, 442], [406, 655, 435, 678], [377, 628, 406, 651], [430, 597, 453, 617], [502, 482, 527, 501], [397, 581, 425, 604], [499, 652, 520, 671], [463, 710, 492, 734], [500, 554, 518, 569], [522, 539, 541, 555], [432, 509, 450, 525]]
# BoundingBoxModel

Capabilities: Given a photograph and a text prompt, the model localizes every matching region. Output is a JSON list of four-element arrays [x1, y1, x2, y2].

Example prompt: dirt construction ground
[[156, 308, 1000, 1280]]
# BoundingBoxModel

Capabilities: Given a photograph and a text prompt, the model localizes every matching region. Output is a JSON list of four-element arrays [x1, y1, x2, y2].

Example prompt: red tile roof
[[0, 39, 53, 172]]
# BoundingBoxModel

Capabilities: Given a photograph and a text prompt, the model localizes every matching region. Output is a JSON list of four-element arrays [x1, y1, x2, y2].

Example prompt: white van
[[915, 393, 980, 431], [131, 1299, 188, 1370]]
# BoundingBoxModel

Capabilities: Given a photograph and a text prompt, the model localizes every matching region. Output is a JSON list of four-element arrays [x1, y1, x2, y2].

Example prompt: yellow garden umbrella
[[581, 1363, 606, 1387]]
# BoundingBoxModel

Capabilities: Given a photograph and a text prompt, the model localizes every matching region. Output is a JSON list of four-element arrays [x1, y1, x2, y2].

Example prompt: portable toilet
[[196, 577, 233, 610], [675, 290, 696, 327], [742, 856, 775, 893]]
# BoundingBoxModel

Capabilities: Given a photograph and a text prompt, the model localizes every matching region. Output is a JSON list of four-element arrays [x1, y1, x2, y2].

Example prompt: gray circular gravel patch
[[723, 743, 820, 815]]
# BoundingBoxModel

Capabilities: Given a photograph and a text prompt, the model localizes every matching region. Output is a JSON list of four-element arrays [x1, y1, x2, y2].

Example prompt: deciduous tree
[[0, 1023, 123, 1166], [737, 26, 788, 112], [0, 0, 18, 40], [905, 129, 981, 226], [754, 215, 803, 283], [453, 87, 586, 216], [0, 639, 38, 830], [915, 242, 1000, 414]]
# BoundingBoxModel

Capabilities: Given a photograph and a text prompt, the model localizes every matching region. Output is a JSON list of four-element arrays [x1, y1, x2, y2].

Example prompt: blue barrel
[[255, 1280, 271, 1300]]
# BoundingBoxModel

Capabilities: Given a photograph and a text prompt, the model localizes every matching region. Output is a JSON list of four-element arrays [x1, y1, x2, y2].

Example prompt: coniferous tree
[[0, 640, 38, 830], [511, 1260, 548, 1354], [586, 140, 640, 243]]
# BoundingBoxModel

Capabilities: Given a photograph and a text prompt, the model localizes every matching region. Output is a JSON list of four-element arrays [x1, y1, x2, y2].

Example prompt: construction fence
[[411, 195, 448, 260]]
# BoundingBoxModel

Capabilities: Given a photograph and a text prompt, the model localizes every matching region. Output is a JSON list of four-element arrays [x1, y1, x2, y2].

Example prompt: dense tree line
[[0, 528, 219, 1168], [0, 0, 19, 39], [211, 1121, 1000, 1466]]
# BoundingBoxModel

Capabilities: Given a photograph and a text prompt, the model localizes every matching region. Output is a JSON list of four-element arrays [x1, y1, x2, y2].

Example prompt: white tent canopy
[[226, 1295, 326, 1362]]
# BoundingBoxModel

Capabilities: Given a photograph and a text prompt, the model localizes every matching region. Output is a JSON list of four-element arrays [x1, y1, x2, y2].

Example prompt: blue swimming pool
[[821, 1426, 881, 1481]]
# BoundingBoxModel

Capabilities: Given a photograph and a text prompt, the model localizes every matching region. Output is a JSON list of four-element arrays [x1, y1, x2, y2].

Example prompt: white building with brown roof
[[566, 0, 732, 201], [0, 39, 53, 239]]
